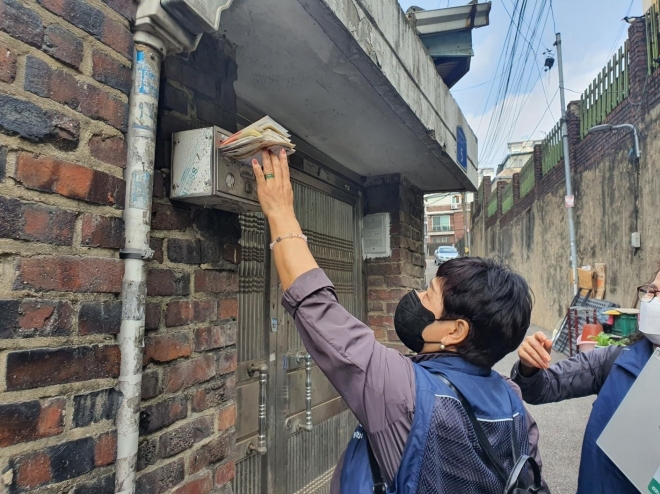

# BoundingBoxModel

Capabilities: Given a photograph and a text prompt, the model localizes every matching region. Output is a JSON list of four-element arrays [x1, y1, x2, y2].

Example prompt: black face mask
[[394, 290, 442, 353]]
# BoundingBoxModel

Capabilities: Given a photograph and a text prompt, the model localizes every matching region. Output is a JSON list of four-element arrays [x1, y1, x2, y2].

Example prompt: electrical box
[[161, 0, 234, 34], [362, 213, 391, 259], [171, 127, 260, 213], [631, 232, 641, 249]]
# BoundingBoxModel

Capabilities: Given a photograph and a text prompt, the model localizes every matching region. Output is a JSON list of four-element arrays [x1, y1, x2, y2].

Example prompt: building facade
[[0, 0, 481, 493], [424, 192, 473, 256]]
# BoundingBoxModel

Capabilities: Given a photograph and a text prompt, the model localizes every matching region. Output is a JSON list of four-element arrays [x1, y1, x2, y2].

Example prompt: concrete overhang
[[220, 0, 478, 192]]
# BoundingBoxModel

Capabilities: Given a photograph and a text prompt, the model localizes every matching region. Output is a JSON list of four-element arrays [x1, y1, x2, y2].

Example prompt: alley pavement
[[427, 259, 594, 493]]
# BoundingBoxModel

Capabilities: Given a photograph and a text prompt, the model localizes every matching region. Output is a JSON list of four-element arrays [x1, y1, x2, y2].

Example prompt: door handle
[[247, 363, 268, 455], [294, 353, 313, 433]]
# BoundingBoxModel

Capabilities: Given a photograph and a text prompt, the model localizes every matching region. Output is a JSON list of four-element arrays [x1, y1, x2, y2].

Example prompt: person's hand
[[252, 149, 295, 220], [518, 331, 553, 376]]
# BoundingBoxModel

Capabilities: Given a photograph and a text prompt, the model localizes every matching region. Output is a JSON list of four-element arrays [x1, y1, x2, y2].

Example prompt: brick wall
[[0, 0, 240, 488], [471, 20, 660, 329], [364, 174, 425, 353]]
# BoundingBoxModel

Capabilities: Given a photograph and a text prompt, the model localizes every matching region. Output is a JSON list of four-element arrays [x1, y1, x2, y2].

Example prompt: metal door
[[234, 166, 361, 494]]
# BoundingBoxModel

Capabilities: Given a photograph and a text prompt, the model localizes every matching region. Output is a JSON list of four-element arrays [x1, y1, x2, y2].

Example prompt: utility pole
[[555, 32, 579, 296]]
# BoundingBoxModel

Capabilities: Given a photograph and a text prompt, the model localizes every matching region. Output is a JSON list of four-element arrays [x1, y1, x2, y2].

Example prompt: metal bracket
[[119, 248, 155, 260]]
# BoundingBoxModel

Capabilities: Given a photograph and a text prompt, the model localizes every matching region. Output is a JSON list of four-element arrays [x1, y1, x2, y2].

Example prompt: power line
[[549, 0, 557, 34]]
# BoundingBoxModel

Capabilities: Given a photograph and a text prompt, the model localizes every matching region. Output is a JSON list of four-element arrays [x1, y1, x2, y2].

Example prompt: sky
[[397, 0, 643, 168]]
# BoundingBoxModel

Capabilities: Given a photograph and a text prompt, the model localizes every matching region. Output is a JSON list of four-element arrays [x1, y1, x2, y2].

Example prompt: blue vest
[[340, 355, 532, 493], [576, 338, 654, 494]]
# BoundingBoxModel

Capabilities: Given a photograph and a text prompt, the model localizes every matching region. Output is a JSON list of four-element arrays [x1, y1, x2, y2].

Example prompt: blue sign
[[456, 126, 467, 171]]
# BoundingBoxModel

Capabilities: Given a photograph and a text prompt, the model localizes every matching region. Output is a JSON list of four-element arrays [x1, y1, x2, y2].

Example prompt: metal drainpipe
[[115, 31, 165, 494]]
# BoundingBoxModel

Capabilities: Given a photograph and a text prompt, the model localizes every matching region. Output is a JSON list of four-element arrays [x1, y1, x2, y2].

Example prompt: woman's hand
[[252, 149, 295, 221], [518, 331, 553, 376], [251, 148, 318, 290]]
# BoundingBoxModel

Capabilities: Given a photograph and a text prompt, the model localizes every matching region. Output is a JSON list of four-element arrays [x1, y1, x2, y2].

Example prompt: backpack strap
[[366, 439, 387, 493], [505, 455, 542, 494], [435, 374, 510, 482]]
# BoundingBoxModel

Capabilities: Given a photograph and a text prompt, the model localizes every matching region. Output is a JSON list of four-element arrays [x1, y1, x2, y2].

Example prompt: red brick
[[37, 0, 132, 58], [24, 56, 128, 131], [101, 15, 132, 57], [368, 288, 409, 302], [368, 314, 393, 327], [141, 369, 160, 400], [195, 270, 238, 294], [191, 378, 234, 412], [136, 458, 185, 494], [0, 398, 65, 447], [218, 297, 238, 320], [172, 473, 213, 494], [152, 170, 167, 198], [79, 300, 121, 335], [194, 324, 235, 352], [152, 204, 192, 231], [368, 300, 383, 312], [367, 275, 384, 287], [214, 461, 235, 486], [222, 243, 242, 264], [94, 431, 117, 467], [15, 153, 125, 207], [159, 416, 214, 458], [165, 300, 217, 327], [147, 269, 190, 296], [0, 196, 78, 246], [150, 237, 164, 263], [0, 43, 17, 83], [6, 345, 120, 390], [18, 300, 73, 336], [0, 0, 44, 47], [81, 214, 124, 249], [163, 355, 216, 393], [144, 333, 192, 366], [88, 133, 127, 168], [216, 349, 237, 376], [14, 451, 51, 489], [140, 396, 187, 435], [217, 403, 236, 431], [92, 49, 131, 94], [145, 302, 161, 330], [103, 0, 137, 21], [43, 24, 83, 68], [188, 434, 232, 474], [15, 256, 124, 293]]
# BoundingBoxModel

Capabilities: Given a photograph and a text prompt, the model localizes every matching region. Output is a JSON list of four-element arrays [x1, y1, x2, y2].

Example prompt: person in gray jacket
[[511, 268, 660, 494]]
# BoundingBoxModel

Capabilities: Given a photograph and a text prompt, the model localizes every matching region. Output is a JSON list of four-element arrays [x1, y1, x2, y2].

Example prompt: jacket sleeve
[[281, 268, 415, 433], [510, 346, 623, 405]]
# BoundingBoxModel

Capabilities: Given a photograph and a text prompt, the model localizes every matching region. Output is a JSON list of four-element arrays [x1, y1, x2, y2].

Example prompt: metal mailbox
[[170, 126, 261, 213]]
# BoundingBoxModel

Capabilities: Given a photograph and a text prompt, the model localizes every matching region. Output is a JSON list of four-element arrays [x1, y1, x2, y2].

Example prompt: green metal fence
[[519, 156, 535, 199], [647, 2, 660, 74], [487, 191, 498, 218], [579, 42, 629, 138], [501, 181, 514, 215], [541, 120, 564, 175]]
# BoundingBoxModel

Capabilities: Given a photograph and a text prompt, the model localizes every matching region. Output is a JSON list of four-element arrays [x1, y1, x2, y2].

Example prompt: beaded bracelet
[[269, 233, 308, 250]]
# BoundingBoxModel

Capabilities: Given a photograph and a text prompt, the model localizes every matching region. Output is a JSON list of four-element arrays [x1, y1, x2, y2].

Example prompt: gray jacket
[[510, 346, 624, 404]]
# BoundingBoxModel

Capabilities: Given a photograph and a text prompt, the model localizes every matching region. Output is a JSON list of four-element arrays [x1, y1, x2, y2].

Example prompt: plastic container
[[577, 339, 597, 353], [612, 314, 638, 337], [580, 324, 603, 341]]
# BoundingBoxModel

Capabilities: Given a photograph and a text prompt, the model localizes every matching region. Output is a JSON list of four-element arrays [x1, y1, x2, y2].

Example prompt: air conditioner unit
[[451, 204, 460, 210]]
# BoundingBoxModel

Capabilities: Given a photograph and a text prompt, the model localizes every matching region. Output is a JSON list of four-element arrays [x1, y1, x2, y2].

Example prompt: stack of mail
[[218, 116, 295, 164]]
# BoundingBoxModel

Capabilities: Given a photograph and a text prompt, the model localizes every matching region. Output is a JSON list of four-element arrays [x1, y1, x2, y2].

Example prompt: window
[[431, 216, 451, 232]]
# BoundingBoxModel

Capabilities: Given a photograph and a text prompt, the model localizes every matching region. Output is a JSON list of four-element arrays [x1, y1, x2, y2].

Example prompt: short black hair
[[435, 257, 533, 368]]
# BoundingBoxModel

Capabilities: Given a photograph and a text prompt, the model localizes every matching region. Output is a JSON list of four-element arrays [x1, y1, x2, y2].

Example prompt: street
[[427, 259, 594, 493]]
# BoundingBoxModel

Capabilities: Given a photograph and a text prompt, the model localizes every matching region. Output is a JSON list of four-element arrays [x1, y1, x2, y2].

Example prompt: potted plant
[[589, 332, 629, 349]]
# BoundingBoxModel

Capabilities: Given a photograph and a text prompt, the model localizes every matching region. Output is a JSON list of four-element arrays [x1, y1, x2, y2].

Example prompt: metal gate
[[234, 165, 362, 494]]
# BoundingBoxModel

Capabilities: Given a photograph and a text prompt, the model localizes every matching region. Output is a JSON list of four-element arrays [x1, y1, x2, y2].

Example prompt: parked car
[[434, 246, 459, 265]]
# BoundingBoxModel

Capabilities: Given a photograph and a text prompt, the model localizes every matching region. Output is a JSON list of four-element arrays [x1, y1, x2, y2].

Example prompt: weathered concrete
[[221, 0, 478, 192]]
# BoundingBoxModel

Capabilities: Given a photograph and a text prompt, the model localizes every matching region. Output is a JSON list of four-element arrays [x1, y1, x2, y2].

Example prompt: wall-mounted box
[[171, 126, 261, 213], [362, 213, 391, 259]]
